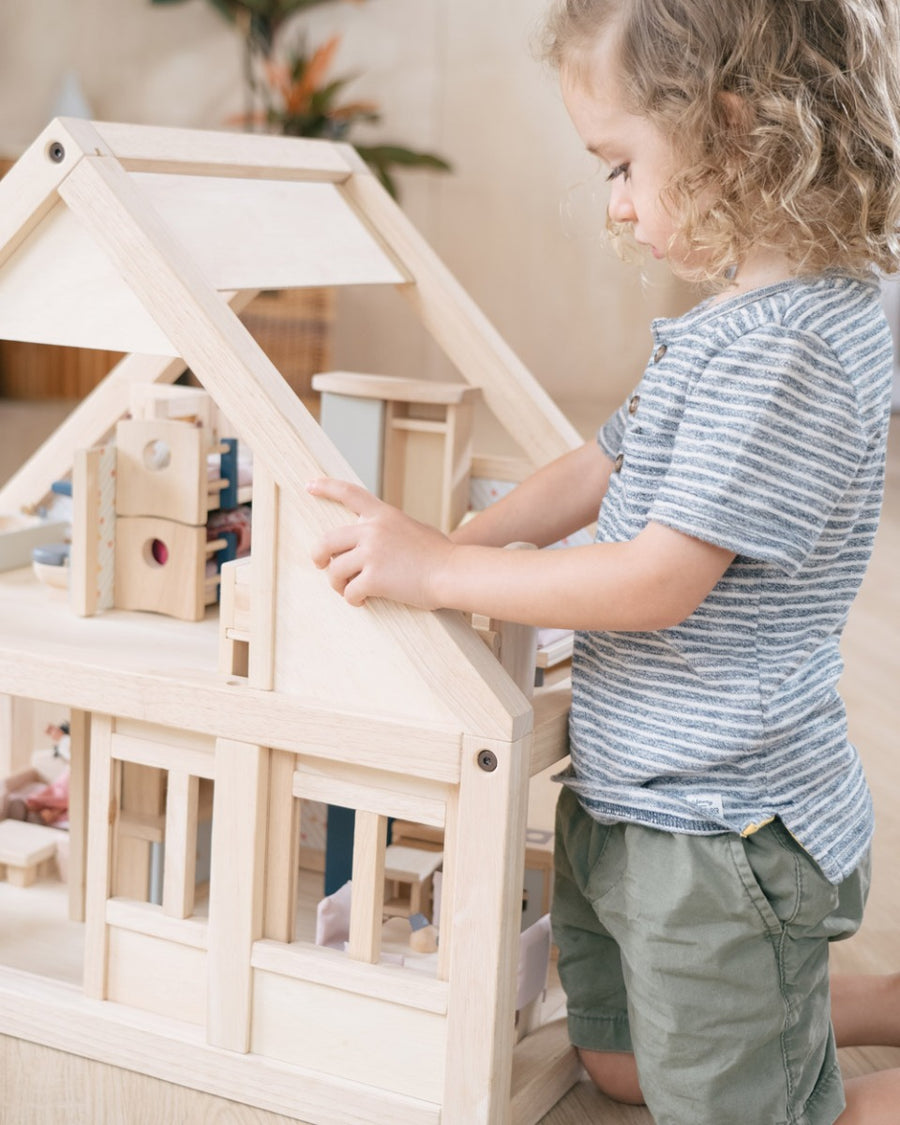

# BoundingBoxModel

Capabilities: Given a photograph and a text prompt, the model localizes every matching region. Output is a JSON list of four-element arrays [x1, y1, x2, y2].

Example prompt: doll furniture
[[0, 118, 583, 1124], [0, 819, 66, 886], [70, 382, 247, 621], [313, 371, 480, 534], [381, 844, 444, 920]]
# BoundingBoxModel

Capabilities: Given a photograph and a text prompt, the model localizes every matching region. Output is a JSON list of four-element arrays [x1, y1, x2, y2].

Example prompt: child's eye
[[606, 163, 630, 182]]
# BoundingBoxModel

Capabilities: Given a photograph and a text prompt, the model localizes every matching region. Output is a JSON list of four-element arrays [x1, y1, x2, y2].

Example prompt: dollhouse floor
[[1, 400, 899, 1123], [0, 875, 84, 985], [0, 863, 416, 984]]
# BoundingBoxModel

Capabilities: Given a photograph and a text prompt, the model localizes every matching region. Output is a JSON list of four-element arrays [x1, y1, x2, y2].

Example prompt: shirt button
[[613, 453, 624, 472], [653, 344, 667, 363], [628, 394, 640, 415]]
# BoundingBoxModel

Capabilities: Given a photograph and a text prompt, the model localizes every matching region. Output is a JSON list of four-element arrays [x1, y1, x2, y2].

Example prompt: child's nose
[[607, 181, 636, 224]]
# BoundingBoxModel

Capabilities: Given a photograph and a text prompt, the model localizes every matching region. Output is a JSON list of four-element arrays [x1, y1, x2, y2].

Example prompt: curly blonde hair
[[542, 0, 900, 284]]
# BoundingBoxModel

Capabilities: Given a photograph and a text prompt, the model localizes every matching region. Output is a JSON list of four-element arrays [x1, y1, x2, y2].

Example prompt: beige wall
[[0, 0, 693, 441]]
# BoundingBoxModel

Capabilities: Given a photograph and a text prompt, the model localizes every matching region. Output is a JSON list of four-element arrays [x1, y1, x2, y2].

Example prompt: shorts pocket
[[727, 825, 799, 936], [730, 821, 849, 941]]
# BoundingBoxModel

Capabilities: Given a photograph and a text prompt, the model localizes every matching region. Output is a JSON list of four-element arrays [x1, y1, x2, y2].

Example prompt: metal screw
[[477, 748, 498, 772], [48, 141, 65, 163]]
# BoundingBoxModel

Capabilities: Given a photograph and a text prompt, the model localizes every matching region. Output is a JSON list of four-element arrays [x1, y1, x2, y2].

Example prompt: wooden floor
[[0, 400, 898, 1124]]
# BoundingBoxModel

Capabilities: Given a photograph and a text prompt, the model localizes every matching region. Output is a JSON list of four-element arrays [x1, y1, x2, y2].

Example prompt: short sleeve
[[648, 325, 867, 574]]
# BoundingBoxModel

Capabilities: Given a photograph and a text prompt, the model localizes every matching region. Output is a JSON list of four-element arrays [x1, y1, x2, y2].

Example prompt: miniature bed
[[0, 119, 585, 1124]]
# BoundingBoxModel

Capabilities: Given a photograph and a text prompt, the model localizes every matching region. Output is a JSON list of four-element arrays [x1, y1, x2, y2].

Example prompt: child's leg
[[831, 972, 900, 1047], [558, 806, 868, 1125], [552, 787, 643, 1104], [578, 972, 900, 1108], [575, 1048, 643, 1105], [837, 1071, 900, 1124], [831, 973, 900, 1123]]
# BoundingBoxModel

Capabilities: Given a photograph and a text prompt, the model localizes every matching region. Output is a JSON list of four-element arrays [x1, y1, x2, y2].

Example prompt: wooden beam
[[88, 119, 361, 182], [0, 644, 463, 783]]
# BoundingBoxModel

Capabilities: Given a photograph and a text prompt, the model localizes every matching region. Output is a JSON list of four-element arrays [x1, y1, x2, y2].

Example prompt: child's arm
[[308, 476, 734, 633], [450, 440, 615, 549]]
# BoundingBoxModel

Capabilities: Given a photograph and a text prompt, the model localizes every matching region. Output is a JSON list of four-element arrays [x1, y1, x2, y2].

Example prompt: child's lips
[[637, 237, 664, 260]]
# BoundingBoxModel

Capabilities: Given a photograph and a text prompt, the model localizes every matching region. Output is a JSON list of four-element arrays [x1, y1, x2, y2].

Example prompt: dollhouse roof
[[0, 118, 581, 739]]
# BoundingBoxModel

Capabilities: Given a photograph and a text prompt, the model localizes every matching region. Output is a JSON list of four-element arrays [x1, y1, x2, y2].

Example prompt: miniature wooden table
[[383, 844, 444, 919], [0, 818, 65, 886]]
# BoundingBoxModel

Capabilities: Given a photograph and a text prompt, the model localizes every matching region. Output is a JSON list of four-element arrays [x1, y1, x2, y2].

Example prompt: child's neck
[[709, 250, 796, 304]]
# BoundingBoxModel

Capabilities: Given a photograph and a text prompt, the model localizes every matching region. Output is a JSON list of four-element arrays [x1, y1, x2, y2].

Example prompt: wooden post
[[347, 811, 388, 963], [0, 694, 34, 780], [206, 739, 268, 1052], [113, 762, 165, 901], [83, 713, 116, 1000], [162, 770, 200, 919], [442, 733, 531, 1124], [248, 462, 278, 692], [66, 708, 90, 922], [263, 748, 300, 942]]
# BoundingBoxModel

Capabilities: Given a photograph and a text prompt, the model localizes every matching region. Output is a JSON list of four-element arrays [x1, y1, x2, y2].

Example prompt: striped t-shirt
[[566, 271, 893, 884]]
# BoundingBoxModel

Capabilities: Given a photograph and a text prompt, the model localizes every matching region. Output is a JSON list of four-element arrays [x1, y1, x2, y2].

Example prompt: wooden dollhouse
[[0, 118, 584, 1124]]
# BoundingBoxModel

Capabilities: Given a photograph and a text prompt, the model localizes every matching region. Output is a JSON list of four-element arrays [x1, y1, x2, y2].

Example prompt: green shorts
[[551, 786, 870, 1125]]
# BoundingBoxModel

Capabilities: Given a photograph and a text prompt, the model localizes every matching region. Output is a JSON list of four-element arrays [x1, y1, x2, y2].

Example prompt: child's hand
[[307, 479, 454, 610]]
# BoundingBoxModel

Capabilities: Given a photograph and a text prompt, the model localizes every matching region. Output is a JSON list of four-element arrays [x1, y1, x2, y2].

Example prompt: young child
[[308, 0, 900, 1120]]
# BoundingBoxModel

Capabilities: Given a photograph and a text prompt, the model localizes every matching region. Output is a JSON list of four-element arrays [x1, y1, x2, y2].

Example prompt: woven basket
[[240, 287, 336, 418], [0, 340, 126, 400]]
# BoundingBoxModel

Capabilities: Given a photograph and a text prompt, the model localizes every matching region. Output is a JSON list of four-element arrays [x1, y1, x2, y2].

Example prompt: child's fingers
[[306, 477, 377, 517], [318, 542, 365, 597], [341, 572, 370, 608], [310, 523, 363, 569], [326, 558, 364, 603]]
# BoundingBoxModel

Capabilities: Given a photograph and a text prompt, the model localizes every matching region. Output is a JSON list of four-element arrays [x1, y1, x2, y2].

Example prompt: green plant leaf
[[355, 144, 452, 173], [369, 162, 399, 199], [308, 75, 354, 109], [353, 144, 452, 199]]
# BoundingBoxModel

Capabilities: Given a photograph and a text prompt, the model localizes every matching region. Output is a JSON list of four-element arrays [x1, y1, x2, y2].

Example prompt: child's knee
[[577, 1048, 644, 1105]]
